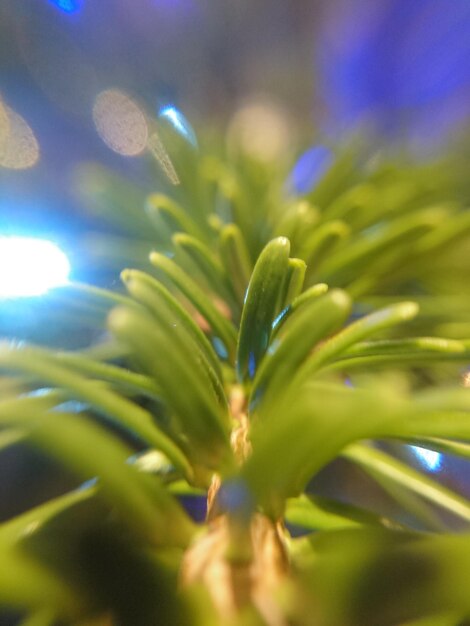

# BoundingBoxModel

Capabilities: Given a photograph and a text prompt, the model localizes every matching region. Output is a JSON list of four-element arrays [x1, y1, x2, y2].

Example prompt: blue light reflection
[[288, 146, 333, 196], [212, 337, 228, 360], [48, 0, 82, 14], [248, 353, 256, 379], [218, 479, 254, 522], [410, 445, 442, 472], [158, 105, 198, 148]]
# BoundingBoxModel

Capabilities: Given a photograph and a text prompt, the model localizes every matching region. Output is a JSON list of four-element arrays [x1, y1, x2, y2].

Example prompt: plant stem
[[181, 387, 290, 625]]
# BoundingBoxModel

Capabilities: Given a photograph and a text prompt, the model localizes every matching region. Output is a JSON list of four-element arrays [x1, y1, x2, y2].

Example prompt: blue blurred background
[[1, 0, 469, 245]]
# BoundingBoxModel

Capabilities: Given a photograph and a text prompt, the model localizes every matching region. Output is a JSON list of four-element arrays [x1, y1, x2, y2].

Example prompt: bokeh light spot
[[0, 105, 39, 170], [93, 89, 148, 157], [0, 99, 10, 147], [48, 0, 82, 13], [0, 237, 70, 298], [228, 97, 293, 163]]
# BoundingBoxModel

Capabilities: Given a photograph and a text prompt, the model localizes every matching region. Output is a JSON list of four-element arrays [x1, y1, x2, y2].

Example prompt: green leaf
[[326, 337, 469, 371], [0, 429, 25, 451], [278, 257, 307, 312], [404, 412, 470, 441], [0, 547, 78, 616], [0, 392, 65, 425], [121, 268, 224, 387], [410, 438, 470, 462], [298, 220, 350, 271], [292, 301, 419, 384], [400, 613, 464, 626], [413, 209, 470, 255], [273, 200, 319, 249], [343, 443, 470, 523], [320, 182, 376, 225], [26, 413, 195, 547], [54, 351, 162, 399], [53, 282, 137, 311], [320, 208, 446, 285], [3, 484, 192, 624], [376, 208, 470, 288], [368, 472, 448, 533], [18, 609, 57, 626], [307, 145, 357, 209], [251, 290, 351, 411], [0, 492, 92, 614], [218, 223, 253, 304], [285, 494, 399, 532], [120, 272, 227, 413], [172, 232, 239, 313], [360, 386, 470, 447], [271, 282, 329, 335], [242, 382, 401, 515], [298, 528, 470, 626], [77, 340, 129, 362], [108, 307, 233, 471], [146, 193, 208, 243], [246, 379, 470, 517], [150, 252, 238, 360], [0, 486, 100, 547], [0, 344, 191, 478], [236, 237, 290, 383]]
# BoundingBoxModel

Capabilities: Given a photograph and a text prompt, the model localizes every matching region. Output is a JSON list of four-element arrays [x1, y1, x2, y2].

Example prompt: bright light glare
[[0, 237, 70, 298], [411, 445, 442, 472]]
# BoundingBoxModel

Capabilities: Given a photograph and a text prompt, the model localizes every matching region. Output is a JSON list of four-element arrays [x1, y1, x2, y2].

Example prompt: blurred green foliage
[[1, 119, 470, 625]]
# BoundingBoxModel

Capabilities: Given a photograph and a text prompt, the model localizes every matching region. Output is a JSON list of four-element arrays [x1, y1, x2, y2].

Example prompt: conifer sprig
[[1, 121, 470, 625]]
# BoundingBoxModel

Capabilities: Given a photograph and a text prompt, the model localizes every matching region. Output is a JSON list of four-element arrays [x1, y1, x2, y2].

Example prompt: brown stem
[[180, 387, 290, 625]]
